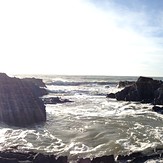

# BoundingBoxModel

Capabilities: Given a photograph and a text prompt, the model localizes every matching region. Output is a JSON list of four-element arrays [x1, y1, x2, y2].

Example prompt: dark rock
[[116, 150, 163, 163], [0, 73, 46, 127], [43, 97, 73, 104], [0, 157, 18, 163], [0, 151, 31, 161], [106, 93, 116, 98], [19, 161, 32, 163], [55, 156, 67, 163], [92, 155, 115, 163], [117, 151, 143, 162], [154, 86, 163, 105], [137, 76, 153, 82], [78, 158, 91, 163], [0, 149, 68, 163], [33, 153, 49, 163], [115, 76, 163, 104], [118, 81, 135, 88], [152, 106, 163, 114], [116, 85, 140, 101], [22, 79, 48, 97]]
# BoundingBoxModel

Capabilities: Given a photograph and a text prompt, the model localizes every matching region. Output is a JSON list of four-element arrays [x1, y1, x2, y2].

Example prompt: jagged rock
[[0, 73, 46, 126], [43, 97, 73, 104], [115, 76, 163, 104]]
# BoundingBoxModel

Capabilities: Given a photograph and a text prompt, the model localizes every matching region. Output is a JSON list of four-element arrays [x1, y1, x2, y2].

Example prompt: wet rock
[[152, 106, 163, 114], [154, 86, 163, 105], [0, 157, 18, 163], [43, 97, 73, 104], [55, 156, 68, 163], [33, 153, 49, 163], [0, 73, 46, 127], [78, 158, 91, 163], [116, 151, 144, 162], [0, 149, 68, 163], [116, 150, 163, 163], [92, 155, 115, 163], [106, 93, 116, 98]]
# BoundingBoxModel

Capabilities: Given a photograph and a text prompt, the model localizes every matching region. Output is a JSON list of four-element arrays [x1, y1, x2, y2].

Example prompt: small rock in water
[[106, 93, 116, 98], [152, 106, 163, 114], [43, 97, 73, 104]]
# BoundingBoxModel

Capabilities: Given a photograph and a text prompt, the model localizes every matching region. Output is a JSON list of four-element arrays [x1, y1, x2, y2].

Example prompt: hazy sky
[[0, 0, 163, 76]]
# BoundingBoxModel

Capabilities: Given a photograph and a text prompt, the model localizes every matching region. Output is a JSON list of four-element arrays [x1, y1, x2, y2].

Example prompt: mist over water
[[1, 75, 163, 162]]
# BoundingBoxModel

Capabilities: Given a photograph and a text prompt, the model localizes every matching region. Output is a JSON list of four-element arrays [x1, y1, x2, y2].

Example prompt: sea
[[1, 75, 163, 162]]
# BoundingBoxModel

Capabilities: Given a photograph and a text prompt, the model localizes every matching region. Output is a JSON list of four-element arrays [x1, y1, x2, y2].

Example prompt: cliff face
[[0, 73, 46, 127]]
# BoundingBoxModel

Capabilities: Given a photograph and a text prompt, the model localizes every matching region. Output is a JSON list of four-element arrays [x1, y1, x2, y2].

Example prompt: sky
[[0, 0, 163, 76]]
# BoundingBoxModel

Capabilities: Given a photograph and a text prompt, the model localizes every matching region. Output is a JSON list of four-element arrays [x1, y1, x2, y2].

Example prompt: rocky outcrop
[[43, 97, 73, 104], [0, 73, 47, 127], [113, 76, 163, 104]]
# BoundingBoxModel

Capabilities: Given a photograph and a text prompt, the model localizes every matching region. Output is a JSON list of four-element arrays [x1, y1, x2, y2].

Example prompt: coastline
[[0, 74, 163, 162], [0, 147, 163, 162]]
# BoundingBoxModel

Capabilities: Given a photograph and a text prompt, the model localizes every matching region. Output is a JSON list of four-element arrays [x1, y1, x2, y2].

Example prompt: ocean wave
[[46, 80, 118, 86]]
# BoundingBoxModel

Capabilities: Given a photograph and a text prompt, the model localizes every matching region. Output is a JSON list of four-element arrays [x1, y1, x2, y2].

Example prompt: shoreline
[[0, 148, 163, 163]]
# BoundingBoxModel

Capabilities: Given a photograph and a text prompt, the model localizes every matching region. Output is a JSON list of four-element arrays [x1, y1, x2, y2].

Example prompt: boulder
[[0, 73, 47, 127]]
